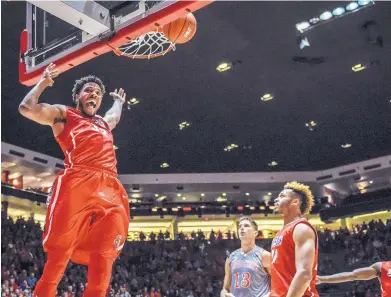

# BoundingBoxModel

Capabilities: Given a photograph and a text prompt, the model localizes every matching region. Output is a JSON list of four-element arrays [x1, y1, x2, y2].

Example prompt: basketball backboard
[[19, 0, 213, 86]]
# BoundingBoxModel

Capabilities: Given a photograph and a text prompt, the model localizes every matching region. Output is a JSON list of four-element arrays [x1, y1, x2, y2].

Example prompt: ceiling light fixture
[[346, 2, 359, 10], [305, 121, 317, 131], [268, 161, 278, 167], [332, 7, 346, 16], [160, 162, 169, 168], [179, 121, 191, 130], [216, 62, 232, 72], [352, 64, 366, 72], [341, 143, 352, 148], [319, 11, 333, 21], [224, 143, 239, 152], [295, 1, 374, 33], [261, 93, 273, 101], [296, 22, 310, 32]]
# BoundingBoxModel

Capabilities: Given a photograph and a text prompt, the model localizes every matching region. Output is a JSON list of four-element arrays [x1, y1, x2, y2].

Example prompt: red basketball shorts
[[42, 166, 130, 265]]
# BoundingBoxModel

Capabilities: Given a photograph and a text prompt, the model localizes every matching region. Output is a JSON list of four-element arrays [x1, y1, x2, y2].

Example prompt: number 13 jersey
[[229, 246, 270, 297]]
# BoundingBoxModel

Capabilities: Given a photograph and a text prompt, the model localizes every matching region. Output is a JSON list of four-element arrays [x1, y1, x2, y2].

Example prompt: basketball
[[162, 13, 197, 44]]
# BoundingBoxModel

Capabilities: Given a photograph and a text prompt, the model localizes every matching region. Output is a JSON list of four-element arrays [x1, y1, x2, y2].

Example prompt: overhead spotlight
[[179, 121, 191, 130], [346, 2, 359, 10], [305, 121, 317, 131], [296, 22, 310, 32], [261, 93, 273, 101], [224, 143, 239, 152], [128, 98, 139, 105], [341, 143, 352, 148], [332, 7, 346, 16], [352, 64, 366, 72], [268, 161, 278, 167], [358, 0, 371, 6], [309, 17, 320, 24], [298, 37, 310, 50], [216, 62, 232, 72], [160, 162, 169, 168], [319, 11, 333, 21]]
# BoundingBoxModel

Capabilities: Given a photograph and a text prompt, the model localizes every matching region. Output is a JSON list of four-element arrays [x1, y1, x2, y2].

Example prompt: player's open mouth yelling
[[86, 99, 97, 109]]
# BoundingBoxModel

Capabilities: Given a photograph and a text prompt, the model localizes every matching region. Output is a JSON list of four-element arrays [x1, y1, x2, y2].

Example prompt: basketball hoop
[[113, 31, 176, 59]]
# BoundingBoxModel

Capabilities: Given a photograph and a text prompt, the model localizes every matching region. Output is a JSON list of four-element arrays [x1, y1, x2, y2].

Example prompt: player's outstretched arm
[[286, 223, 316, 297], [221, 259, 234, 297], [19, 63, 64, 126], [316, 262, 380, 284], [104, 88, 126, 130]]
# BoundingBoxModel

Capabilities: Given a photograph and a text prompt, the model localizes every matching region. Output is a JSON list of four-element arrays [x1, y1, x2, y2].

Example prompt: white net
[[114, 31, 176, 59]]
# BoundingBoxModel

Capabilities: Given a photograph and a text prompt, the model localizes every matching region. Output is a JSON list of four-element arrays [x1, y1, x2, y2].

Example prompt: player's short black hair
[[72, 75, 106, 102]]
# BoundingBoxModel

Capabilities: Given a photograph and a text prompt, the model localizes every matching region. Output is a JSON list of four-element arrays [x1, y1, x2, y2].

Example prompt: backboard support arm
[[27, 0, 111, 36]]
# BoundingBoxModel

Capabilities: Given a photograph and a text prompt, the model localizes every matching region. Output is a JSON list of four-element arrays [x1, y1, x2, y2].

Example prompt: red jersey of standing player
[[317, 261, 391, 297], [271, 182, 319, 297], [19, 63, 130, 297]]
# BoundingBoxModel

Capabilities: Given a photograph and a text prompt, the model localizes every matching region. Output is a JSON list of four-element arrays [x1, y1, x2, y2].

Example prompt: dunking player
[[270, 182, 318, 297], [221, 217, 271, 297], [316, 261, 391, 296], [18, 63, 130, 297]]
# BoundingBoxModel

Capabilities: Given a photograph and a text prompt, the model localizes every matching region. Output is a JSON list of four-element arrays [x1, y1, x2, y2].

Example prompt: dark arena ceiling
[[2, 1, 391, 174]]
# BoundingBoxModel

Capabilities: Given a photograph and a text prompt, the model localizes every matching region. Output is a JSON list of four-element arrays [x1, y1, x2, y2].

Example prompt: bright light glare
[[346, 2, 359, 10], [319, 11, 333, 21], [296, 22, 310, 31], [332, 7, 345, 16]]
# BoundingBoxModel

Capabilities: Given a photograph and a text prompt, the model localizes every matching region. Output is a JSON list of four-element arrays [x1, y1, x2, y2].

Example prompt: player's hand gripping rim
[[41, 63, 60, 87], [109, 88, 126, 105]]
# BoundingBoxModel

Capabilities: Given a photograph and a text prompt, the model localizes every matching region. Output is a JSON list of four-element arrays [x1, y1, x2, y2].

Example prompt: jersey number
[[271, 250, 278, 264], [234, 272, 251, 288]]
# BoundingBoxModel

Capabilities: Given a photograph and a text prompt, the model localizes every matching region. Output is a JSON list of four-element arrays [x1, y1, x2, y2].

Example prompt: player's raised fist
[[41, 63, 60, 87], [109, 88, 126, 105]]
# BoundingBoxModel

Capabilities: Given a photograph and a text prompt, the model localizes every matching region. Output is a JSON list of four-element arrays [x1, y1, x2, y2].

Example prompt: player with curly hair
[[270, 181, 319, 297], [18, 63, 130, 297]]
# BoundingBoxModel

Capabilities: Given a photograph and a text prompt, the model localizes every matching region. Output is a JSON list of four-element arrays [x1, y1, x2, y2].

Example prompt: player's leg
[[33, 250, 72, 297], [33, 169, 96, 297], [82, 207, 129, 297]]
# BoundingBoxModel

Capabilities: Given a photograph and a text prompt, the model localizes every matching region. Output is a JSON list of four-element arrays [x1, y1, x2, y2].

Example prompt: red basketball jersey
[[380, 261, 391, 297], [270, 218, 319, 297], [55, 107, 117, 174]]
